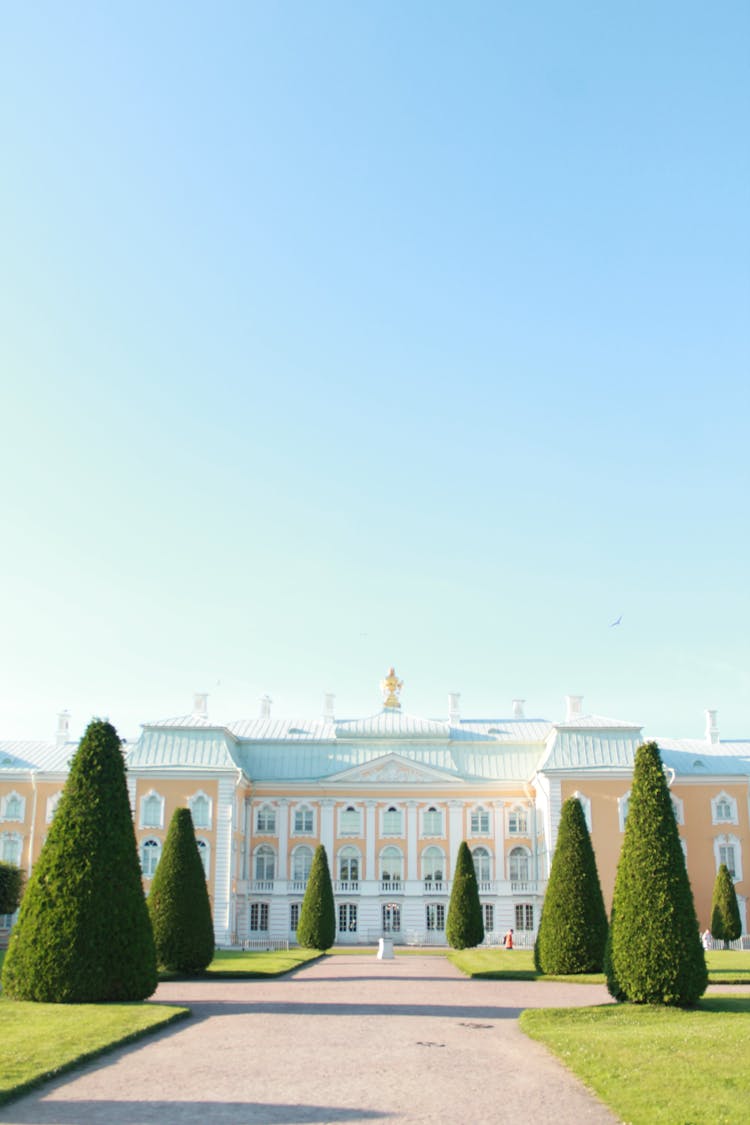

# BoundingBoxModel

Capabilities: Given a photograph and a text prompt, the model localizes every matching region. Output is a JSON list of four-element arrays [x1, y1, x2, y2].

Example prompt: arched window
[[508, 805, 528, 835], [141, 838, 161, 877], [712, 792, 738, 825], [714, 834, 743, 881], [46, 791, 63, 824], [2, 792, 24, 822], [190, 792, 211, 829], [140, 792, 164, 829], [380, 846, 403, 883], [340, 806, 361, 834], [422, 846, 444, 883], [292, 845, 313, 882], [423, 806, 443, 835], [1, 833, 22, 866], [383, 806, 402, 834], [472, 846, 491, 883], [339, 847, 359, 882], [509, 846, 530, 883], [470, 806, 490, 834], [254, 844, 275, 881], [293, 805, 314, 835], [256, 804, 276, 833], [196, 838, 210, 878]]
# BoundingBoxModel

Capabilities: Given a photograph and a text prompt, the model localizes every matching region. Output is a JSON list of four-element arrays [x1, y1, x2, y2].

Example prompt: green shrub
[[296, 845, 335, 950], [710, 863, 741, 949], [1, 719, 157, 1002], [148, 808, 214, 973], [446, 840, 484, 949], [605, 741, 707, 1005], [535, 797, 608, 973], [0, 861, 23, 915]]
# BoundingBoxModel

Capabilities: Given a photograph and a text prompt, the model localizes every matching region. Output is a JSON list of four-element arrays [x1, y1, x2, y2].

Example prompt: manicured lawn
[[521, 996, 750, 1125], [0, 999, 189, 1105], [198, 948, 321, 977], [449, 947, 750, 985]]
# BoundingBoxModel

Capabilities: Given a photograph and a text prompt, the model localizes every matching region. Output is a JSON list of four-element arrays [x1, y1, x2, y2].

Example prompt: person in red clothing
[[503, 927, 514, 949]]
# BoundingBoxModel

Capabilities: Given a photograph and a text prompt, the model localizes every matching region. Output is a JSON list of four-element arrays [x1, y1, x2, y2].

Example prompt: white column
[[448, 800, 464, 875], [277, 799, 289, 880], [214, 776, 236, 945], [365, 800, 377, 880], [320, 799, 335, 863], [493, 800, 506, 884], [406, 801, 418, 880]]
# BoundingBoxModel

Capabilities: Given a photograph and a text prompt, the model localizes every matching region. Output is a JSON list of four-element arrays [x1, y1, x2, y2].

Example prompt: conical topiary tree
[[710, 863, 741, 950], [535, 797, 608, 974], [148, 808, 214, 973], [0, 862, 23, 916], [296, 844, 336, 950], [605, 741, 707, 1005], [1, 719, 157, 1002], [446, 841, 485, 949]]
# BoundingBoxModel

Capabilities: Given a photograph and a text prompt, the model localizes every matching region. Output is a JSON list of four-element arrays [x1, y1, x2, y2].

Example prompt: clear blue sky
[[1, 2, 748, 741]]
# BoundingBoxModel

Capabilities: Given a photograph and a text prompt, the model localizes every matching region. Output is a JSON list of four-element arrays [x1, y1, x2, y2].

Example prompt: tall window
[[338, 903, 357, 933], [290, 902, 300, 932], [2, 793, 24, 821], [426, 902, 445, 931], [256, 805, 277, 833], [471, 807, 490, 834], [340, 806, 361, 834], [515, 903, 534, 931], [0, 833, 21, 866], [509, 847, 530, 882], [383, 806, 402, 834], [380, 846, 403, 883], [720, 844, 737, 877], [196, 838, 210, 878], [255, 845, 275, 881], [422, 846, 444, 883], [339, 847, 359, 882], [190, 793, 211, 829], [423, 806, 443, 835], [294, 805, 314, 834], [382, 903, 401, 933], [250, 902, 269, 932], [46, 792, 62, 824], [141, 792, 164, 829], [713, 793, 737, 825], [472, 846, 491, 883], [292, 846, 313, 882], [508, 807, 527, 835], [140, 838, 161, 877], [483, 903, 494, 932]]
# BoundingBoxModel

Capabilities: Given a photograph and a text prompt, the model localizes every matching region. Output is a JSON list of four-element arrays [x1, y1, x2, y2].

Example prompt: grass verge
[[449, 947, 750, 984], [159, 947, 322, 979], [521, 996, 750, 1125], [0, 999, 189, 1106]]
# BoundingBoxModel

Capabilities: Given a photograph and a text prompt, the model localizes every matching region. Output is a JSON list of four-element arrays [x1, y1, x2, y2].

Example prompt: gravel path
[[0, 955, 620, 1124]]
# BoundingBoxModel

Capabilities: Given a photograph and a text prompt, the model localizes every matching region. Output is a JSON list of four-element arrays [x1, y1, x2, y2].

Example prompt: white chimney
[[565, 695, 584, 721], [260, 694, 272, 719], [192, 692, 208, 719], [512, 698, 526, 719], [323, 692, 335, 720], [448, 692, 461, 724], [56, 710, 70, 747], [705, 709, 719, 745]]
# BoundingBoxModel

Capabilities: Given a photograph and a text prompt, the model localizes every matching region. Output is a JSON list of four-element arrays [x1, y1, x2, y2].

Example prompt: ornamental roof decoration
[[380, 666, 403, 710]]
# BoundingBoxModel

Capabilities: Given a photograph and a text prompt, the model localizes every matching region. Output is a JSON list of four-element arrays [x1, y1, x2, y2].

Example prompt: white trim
[[140, 789, 165, 829], [1, 791, 25, 823], [711, 791, 738, 826]]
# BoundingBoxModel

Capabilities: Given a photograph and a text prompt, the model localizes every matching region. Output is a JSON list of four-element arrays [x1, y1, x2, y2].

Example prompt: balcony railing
[[423, 880, 445, 894], [379, 880, 403, 894], [335, 880, 360, 894], [289, 879, 308, 893]]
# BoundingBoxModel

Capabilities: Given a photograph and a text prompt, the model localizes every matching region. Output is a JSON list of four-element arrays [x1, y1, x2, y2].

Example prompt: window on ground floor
[[250, 902, 269, 932], [483, 903, 494, 932], [290, 902, 300, 932], [426, 902, 445, 931], [515, 903, 534, 931], [338, 903, 357, 933], [382, 903, 401, 933]]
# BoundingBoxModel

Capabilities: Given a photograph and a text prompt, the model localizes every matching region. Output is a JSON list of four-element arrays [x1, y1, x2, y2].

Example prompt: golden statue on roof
[[380, 666, 403, 710]]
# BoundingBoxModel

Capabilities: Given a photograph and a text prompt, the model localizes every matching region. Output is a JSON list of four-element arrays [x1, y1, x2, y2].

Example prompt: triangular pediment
[[328, 752, 461, 785]]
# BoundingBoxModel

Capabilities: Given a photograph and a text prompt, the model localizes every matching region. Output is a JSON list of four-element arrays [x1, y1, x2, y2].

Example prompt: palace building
[[1, 669, 748, 946]]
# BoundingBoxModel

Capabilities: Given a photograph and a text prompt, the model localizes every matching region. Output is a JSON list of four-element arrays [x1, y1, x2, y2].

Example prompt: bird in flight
[[609, 615, 622, 627]]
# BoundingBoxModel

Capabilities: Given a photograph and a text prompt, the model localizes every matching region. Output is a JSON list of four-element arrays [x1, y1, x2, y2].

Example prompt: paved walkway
[[0, 955, 620, 1124]]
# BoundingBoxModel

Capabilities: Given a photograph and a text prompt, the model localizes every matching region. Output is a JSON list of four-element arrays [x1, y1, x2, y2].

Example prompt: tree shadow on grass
[[697, 996, 750, 1014]]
